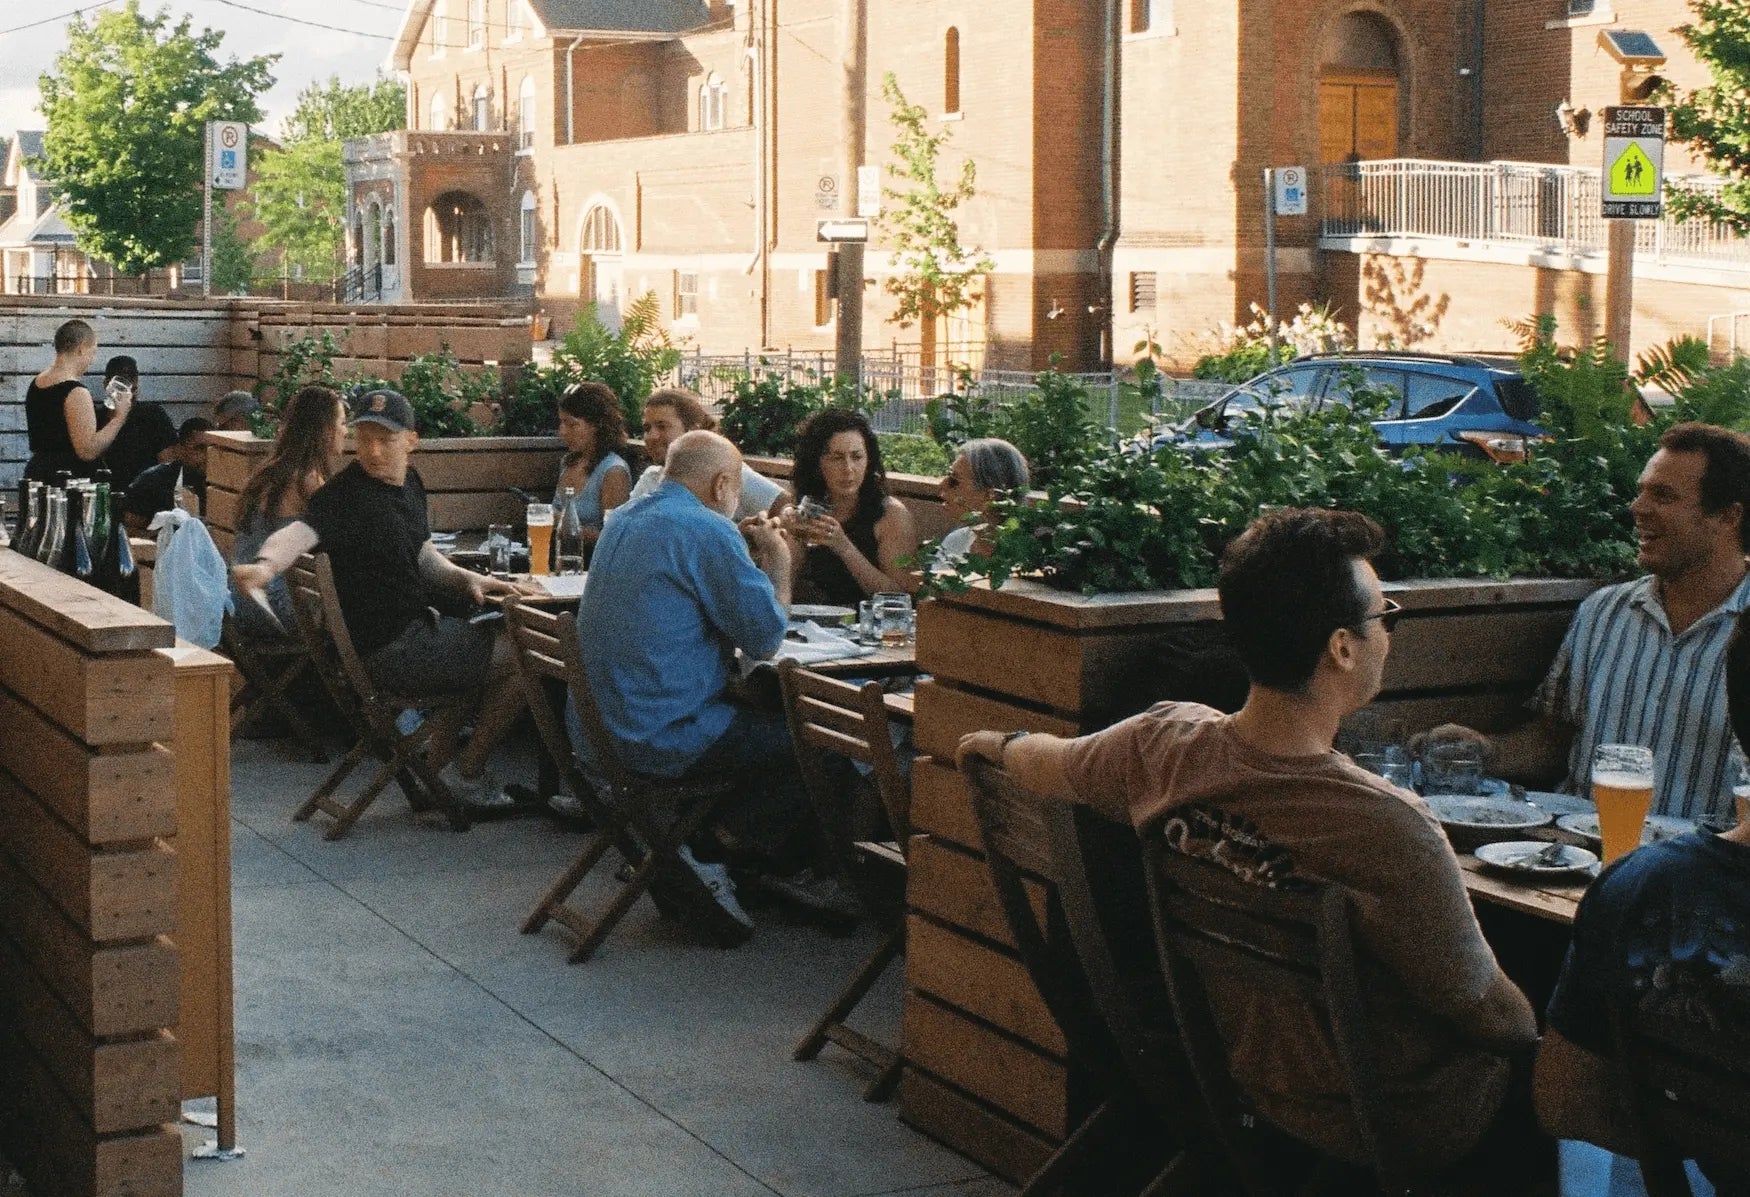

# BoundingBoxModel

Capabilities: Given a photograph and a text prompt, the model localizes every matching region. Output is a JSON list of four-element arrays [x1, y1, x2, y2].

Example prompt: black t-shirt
[[122, 461, 206, 521], [104, 402, 177, 491], [301, 462, 432, 657]]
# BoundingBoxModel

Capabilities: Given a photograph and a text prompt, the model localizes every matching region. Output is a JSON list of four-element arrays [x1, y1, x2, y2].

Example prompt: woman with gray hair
[[935, 437, 1029, 567]]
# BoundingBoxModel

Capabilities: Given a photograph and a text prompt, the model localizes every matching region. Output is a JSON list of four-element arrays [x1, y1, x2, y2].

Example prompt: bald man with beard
[[572, 431, 816, 942]]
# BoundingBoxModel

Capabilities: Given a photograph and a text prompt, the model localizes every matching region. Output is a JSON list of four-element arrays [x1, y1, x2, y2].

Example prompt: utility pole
[[833, 0, 867, 395]]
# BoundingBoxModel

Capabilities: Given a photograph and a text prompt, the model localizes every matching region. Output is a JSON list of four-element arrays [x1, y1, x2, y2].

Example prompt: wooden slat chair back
[[1609, 997, 1750, 1197], [219, 608, 328, 762], [505, 602, 743, 962], [1142, 832, 1409, 1196], [778, 659, 909, 1101], [282, 553, 471, 839], [964, 758, 1179, 1197]]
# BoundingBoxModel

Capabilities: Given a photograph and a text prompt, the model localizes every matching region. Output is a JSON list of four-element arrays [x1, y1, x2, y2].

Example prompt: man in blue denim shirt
[[576, 430, 811, 939]]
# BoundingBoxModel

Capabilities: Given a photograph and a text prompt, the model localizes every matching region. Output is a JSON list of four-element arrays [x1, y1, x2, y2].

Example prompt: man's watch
[[999, 729, 1030, 764]]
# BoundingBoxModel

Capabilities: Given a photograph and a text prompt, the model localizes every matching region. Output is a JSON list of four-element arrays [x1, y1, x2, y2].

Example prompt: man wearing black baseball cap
[[232, 388, 533, 808]]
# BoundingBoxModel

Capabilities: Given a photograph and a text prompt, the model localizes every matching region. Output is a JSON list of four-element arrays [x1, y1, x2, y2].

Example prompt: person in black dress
[[781, 408, 918, 606], [24, 319, 132, 480]]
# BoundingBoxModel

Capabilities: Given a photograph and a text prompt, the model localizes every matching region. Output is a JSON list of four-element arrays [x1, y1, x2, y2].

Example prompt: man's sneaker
[[648, 844, 754, 947], [754, 866, 861, 933]]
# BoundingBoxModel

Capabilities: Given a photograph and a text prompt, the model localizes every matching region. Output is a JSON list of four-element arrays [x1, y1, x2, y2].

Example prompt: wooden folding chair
[[964, 759, 1191, 1197], [283, 554, 473, 840], [778, 659, 910, 1101], [504, 601, 746, 962], [1143, 832, 1411, 1196], [1609, 994, 1750, 1197], [220, 609, 329, 762]]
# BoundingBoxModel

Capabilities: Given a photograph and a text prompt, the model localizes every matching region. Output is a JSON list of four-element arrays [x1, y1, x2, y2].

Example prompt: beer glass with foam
[[1591, 744, 1654, 863], [526, 503, 554, 577]]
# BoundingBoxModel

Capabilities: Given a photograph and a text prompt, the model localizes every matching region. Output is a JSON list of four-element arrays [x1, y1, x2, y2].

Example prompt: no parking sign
[[1274, 165, 1308, 216]]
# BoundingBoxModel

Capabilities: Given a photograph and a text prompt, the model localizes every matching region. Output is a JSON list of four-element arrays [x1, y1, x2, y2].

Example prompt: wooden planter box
[[900, 574, 1603, 1182], [202, 431, 566, 554]]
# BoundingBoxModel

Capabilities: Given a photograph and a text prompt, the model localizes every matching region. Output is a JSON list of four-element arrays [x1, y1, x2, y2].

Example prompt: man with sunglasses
[[960, 507, 1542, 1179]]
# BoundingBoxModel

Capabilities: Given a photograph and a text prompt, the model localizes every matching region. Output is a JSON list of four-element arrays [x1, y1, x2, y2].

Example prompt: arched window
[[364, 202, 383, 270], [518, 76, 537, 149], [473, 84, 491, 131], [580, 205, 622, 254], [425, 191, 494, 263], [698, 73, 726, 131], [381, 206, 397, 267], [944, 28, 961, 116], [518, 190, 537, 264], [428, 91, 450, 131]]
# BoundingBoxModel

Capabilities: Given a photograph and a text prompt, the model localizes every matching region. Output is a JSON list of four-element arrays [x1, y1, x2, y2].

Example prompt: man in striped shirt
[[1485, 423, 1750, 822]]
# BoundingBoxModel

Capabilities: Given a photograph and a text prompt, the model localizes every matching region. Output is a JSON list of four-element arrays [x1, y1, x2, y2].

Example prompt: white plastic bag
[[148, 508, 231, 648]]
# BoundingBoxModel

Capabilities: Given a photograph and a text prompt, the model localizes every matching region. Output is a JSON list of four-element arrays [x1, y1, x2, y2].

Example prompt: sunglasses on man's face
[[1357, 597, 1403, 634]]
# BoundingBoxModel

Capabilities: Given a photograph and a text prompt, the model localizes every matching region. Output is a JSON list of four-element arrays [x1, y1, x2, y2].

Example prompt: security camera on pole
[[205, 120, 248, 299]]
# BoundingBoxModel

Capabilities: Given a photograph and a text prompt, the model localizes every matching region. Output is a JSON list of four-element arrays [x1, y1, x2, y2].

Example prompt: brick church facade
[[350, 0, 1738, 369]]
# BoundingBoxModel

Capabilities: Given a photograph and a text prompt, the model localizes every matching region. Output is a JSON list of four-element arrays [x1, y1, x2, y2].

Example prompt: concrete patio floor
[[176, 734, 1012, 1197]]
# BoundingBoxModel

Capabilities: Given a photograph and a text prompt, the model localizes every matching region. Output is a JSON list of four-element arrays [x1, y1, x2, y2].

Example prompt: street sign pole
[[202, 123, 213, 299], [833, 0, 866, 397], [1264, 168, 1279, 359], [1601, 103, 1666, 363]]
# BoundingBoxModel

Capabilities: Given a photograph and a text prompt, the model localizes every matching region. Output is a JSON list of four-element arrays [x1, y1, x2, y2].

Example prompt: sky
[[0, 0, 409, 142]]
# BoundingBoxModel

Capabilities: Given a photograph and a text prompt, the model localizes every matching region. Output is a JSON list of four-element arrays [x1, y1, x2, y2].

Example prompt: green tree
[[1665, 1, 1750, 233], [209, 198, 256, 294], [36, 1, 276, 275], [248, 75, 405, 281], [874, 74, 994, 360]]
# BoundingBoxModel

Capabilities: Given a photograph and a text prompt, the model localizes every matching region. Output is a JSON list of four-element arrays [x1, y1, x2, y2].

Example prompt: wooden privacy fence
[[0, 553, 184, 1197], [0, 297, 532, 486], [899, 576, 1602, 1182]]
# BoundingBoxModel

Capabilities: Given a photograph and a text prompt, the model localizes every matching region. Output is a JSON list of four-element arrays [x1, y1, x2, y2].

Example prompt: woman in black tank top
[[784, 409, 920, 606], [23, 318, 131, 480]]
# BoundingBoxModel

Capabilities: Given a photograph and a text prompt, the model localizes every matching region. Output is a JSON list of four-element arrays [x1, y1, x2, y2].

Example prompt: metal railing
[[668, 346, 1227, 436], [1320, 159, 1750, 270], [338, 263, 385, 303], [10, 273, 160, 296]]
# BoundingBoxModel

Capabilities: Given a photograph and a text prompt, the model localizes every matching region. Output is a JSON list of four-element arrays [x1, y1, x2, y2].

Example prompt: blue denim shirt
[[575, 479, 786, 776]]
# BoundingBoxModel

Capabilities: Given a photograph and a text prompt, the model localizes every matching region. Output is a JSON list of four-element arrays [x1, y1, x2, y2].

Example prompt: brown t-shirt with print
[[1063, 701, 1512, 1169]]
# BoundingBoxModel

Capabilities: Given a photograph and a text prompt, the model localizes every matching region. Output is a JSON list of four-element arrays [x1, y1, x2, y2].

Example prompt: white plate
[[790, 604, 854, 622], [1423, 794, 1554, 833], [1475, 840, 1599, 879], [1518, 790, 1595, 816], [1555, 812, 1694, 846]]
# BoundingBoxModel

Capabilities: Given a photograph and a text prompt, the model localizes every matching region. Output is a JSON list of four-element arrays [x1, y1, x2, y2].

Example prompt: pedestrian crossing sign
[[1601, 105, 1664, 219]]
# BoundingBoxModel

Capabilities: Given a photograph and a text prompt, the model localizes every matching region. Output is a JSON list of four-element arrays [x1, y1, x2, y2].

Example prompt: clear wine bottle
[[556, 487, 585, 575], [37, 488, 65, 565]]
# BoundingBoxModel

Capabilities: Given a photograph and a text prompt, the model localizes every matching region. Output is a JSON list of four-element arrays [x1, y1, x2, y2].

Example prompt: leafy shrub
[[716, 369, 890, 457], [501, 297, 681, 435], [1191, 302, 1351, 383], [394, 351, 499, 438], [877, 432, 952, 477], [258, 330, 344, 414]]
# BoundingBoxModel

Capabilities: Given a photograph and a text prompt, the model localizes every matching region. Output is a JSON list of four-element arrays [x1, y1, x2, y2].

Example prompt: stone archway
[[1318, 10, 1404, 164]]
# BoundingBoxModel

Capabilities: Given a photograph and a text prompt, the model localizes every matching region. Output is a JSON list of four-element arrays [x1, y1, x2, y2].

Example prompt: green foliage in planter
[[394, 351, 498, 438], [716, 370, 887, 457], [877, 432, 952, 476], [921, 368, 1102, 487], [257, 330, 344, 413], [500, 297, 680, 435]]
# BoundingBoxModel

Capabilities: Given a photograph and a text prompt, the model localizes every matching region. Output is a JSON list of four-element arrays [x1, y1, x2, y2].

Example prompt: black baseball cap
[[349, 388, 417, 434]]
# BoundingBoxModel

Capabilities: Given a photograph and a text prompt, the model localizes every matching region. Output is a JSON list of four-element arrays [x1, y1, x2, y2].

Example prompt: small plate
[[790, 604, 855, 623], [1475, 840, 1599, 879], [1423, 794, 1554, 833], [1555, 812, 1694, 846]]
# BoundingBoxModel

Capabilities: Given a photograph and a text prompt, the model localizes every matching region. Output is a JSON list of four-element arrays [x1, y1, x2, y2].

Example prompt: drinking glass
[[526, 503, 554, 577], [486, 524, 513, 577], [857, 599, 876, 643], [1592, 743, 1655, 863], [1353, 753, 1415, 791], [1420, 741, 1484, 795], [873, 591, 913, 647]]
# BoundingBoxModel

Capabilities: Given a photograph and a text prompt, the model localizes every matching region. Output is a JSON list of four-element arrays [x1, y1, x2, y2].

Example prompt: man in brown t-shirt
[[959, 508, 1539, 1173]]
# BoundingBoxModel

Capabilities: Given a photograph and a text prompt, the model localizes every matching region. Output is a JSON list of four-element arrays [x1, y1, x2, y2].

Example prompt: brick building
[[356, 0, 1746, 369]]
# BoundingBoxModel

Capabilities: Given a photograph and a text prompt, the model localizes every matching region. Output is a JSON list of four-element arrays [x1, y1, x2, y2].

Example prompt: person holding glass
[[24, 319, 132, 481], [783, 408, 918, 606], [228, 385, 348, 638], [551, 381, 631, 552]]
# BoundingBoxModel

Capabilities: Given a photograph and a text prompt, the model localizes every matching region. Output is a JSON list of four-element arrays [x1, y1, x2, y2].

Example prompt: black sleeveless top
[[795, 490, 888, 606], [24, 377, 97, 480]]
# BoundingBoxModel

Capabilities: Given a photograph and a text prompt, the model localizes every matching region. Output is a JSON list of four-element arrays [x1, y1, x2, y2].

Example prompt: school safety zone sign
[[1601, 106, 1664, 220]]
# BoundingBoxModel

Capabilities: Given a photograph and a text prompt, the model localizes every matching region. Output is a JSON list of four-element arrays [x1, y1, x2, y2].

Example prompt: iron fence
[[1320, 159, 1750, 271], [667, 346, 1227, 437]]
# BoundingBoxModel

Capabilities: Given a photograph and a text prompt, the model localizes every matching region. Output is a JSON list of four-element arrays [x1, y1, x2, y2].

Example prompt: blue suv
[[1158, 353, 1545, 462]]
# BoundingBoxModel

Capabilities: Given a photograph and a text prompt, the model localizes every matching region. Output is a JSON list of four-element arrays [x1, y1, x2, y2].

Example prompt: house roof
[[0, 202, 76, 250], [5, 131, 46, 188], [388, 0, 711, 71]]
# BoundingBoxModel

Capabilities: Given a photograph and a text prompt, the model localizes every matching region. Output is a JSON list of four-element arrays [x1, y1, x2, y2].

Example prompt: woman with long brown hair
[[552, 381, 632, 546], [230, 385, 347, 637]]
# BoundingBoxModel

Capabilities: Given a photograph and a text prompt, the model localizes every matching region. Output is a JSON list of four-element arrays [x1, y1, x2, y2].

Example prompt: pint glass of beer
[[1591, 744, 1654, 863], [526, 503, 554, 577]]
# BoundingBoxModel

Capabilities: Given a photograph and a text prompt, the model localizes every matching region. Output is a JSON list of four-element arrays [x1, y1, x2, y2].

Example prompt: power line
[[0, 3, 110, 36], [201, 0, 396, 41]]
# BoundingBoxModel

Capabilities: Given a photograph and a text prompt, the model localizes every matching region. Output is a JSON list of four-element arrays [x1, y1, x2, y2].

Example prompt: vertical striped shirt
[[1533, 572, 1750, 821]]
